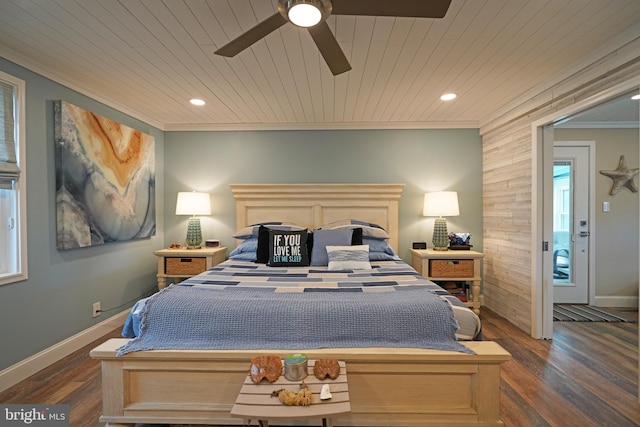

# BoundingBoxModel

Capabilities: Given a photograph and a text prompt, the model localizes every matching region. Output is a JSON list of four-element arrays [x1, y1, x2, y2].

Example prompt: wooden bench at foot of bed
[[90, 339, 511, 427]]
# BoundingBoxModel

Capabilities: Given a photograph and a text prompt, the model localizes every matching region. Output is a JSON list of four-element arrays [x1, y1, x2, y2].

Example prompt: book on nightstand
[[441, 282, 468, 302], [453, 293, 468, 302]]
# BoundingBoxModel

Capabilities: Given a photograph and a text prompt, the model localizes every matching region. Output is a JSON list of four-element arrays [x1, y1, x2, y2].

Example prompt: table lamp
[[175, 191, 211, 249], [423, 191, 459, 251]]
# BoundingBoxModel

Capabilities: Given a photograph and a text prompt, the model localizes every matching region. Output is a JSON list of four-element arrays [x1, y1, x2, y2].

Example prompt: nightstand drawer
[[165, 257, 206, 275], [429, 259, 474, 278]]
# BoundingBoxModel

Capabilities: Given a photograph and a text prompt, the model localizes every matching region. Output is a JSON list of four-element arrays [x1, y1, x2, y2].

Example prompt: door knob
[[579, 231, 590, 237]]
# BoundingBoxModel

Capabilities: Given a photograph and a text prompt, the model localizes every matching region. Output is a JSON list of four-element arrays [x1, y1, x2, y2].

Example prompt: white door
[[553, 144, 591, 304]]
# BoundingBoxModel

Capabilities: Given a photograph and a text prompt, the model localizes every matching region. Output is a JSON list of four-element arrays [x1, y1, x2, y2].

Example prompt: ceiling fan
[[215, 0, 452, 75]]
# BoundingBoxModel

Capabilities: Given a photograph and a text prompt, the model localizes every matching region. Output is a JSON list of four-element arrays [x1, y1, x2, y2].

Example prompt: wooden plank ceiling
[[0, 0, 639, 131]]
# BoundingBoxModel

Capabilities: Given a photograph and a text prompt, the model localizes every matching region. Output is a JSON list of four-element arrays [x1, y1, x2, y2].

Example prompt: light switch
[[603, 201, 610, 212]]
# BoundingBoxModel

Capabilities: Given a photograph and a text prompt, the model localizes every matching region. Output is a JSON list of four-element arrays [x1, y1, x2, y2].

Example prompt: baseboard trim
[[593, 295, 639, 308], [0, 310, 128, 392]]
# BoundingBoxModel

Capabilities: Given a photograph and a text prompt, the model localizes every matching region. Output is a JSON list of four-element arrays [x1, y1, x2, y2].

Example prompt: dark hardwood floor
[[483, 308, 639, 427], [0, 308, 638, 427]]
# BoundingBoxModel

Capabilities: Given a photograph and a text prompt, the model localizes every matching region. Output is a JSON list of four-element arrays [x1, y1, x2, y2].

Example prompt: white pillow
[[326, 245, 371, 270]]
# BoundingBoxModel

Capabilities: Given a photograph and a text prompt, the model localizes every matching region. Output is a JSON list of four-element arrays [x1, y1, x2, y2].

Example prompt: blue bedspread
[[118, 260, 477, 355]]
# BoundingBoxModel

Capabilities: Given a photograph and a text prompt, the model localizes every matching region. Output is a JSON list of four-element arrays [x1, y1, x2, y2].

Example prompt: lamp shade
[[175, 192, 211, 216], [423, 191, 460, 217]]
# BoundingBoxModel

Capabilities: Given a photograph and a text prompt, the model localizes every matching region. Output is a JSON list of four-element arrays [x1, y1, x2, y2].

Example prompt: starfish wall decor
[[599, 155, 639, 195]]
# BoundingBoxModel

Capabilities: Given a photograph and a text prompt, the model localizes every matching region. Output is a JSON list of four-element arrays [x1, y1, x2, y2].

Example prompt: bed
[[91, 183, 511, 426]]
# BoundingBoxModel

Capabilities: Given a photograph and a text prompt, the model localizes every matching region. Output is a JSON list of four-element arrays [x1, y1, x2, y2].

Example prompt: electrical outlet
[[92, 302, 101, 318]]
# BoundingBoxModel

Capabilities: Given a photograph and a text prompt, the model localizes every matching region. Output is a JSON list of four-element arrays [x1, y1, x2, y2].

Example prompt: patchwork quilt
[[118, 260, 480, 356]]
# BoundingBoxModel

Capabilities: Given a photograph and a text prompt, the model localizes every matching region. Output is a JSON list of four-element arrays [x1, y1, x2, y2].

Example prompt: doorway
[[553, 144, 593, 304], [533, 82, 640, 340]]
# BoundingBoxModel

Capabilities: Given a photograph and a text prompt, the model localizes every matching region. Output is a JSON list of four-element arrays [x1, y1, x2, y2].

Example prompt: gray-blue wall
[[163, 129, 483, 262], [0, 58, 164, 371], [0, 56, 482, 372]]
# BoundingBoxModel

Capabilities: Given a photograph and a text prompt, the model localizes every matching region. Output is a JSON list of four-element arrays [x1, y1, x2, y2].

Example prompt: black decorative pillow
[[351, 227, 363, 245], [256, 225, 271, 263], [267, 229, 310, 267], [256, 224, 311, 263]]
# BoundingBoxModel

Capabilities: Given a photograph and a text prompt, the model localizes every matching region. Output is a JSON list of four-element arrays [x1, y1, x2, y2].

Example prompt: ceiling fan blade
[[307, 21, 352, 75], [332, 0, 452, 18], [215, 12, 288, 57]]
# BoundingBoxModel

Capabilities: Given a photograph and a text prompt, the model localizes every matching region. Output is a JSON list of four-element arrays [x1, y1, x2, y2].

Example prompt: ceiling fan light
[[288, 3, 322, 27]]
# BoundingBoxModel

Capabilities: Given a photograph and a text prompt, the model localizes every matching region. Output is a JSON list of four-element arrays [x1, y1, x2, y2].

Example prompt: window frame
[[0, 70, 27, 286]]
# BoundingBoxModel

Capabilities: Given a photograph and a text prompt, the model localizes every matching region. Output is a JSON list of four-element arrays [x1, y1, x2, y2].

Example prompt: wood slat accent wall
[[483, 126, 533, 332], [480, 40, 640, 335]]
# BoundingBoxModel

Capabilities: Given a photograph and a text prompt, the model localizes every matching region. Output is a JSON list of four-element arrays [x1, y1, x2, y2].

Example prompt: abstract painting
[[54, 101, 155, 250]]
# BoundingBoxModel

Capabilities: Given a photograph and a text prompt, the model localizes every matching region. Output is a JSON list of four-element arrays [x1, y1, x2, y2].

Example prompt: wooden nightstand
[[154, 246, 226, 290], [410, 248, 484, 314]]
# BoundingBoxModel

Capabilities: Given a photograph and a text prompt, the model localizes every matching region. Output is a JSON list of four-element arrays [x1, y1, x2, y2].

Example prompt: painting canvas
[[54, 101, 155, 250]]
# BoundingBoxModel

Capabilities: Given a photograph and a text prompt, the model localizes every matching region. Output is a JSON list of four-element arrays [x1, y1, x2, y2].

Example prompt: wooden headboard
[[229, 183, 405, 252]]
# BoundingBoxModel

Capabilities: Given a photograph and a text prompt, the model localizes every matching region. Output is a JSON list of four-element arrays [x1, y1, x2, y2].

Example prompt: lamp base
[[185, 217, 203, 249], [432, 217, 449, 251]]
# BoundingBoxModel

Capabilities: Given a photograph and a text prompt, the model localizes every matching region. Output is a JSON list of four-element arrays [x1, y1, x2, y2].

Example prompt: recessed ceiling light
[[632, 94, 640, 101], [440, 93, 457, 101], [190, 98, 205, 106]]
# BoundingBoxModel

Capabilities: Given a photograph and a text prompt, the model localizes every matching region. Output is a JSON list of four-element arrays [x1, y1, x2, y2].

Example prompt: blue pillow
[[310, 228, 353, 266], [364, 238, 401, 260], [229, 238, 258, 261], [369, 251, 401, 261]]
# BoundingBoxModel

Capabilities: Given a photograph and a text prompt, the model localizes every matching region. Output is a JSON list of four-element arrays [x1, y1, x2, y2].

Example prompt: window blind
[[0, 81, 19, 190]]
